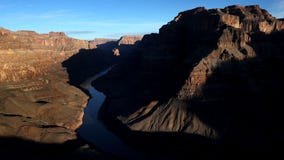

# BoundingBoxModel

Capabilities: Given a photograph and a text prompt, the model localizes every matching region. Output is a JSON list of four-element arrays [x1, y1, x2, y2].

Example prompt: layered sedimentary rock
[[118, 35, 143, 46], [0, 28, 116, 82], [0, 28, 104, 143], [94, 5, 283, 151], [0, 27, 143, 143], [0, 67, 88, 143]]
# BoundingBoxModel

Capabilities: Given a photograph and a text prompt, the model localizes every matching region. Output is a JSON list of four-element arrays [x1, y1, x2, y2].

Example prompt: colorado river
[[77, 66, 139, 159]]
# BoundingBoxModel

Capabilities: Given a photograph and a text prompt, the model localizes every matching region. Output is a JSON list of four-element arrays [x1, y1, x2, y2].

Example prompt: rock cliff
[[118, 35, 143, 46], [94, 5, 283, 152], [0, 28, 116, 82]]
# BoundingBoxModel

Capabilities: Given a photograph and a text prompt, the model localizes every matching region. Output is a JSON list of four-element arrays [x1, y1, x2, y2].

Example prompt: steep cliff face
[[0, 29, 89, 52], [0, 28, 113, 82], [139, 5, 283, 100], [94, 5, 283, 151], [133, 5, 284, 101]]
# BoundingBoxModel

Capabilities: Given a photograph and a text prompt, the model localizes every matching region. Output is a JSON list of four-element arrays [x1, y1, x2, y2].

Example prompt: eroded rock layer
[[118, 35, 143, 46], [0, 28, 101, 143]]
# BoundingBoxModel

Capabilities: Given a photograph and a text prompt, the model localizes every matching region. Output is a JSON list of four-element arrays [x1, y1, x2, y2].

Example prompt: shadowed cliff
[[92, 5, 282, 155], [62, 37, 142, 86], [96, 53, 278, 155], [0, 137, 114, 160]]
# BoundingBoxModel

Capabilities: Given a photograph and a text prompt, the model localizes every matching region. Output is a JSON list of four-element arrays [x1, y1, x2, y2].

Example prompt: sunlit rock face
[[0, 28, 115, 82], [0, 28, 98, 143], [94, 5, 283, 151], [0, 26, 139, 143], [118, 35, 143, 46]]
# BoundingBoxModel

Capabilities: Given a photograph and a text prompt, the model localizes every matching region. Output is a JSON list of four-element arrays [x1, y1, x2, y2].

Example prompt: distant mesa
[[118, 35, 143, 46], [89, 38, 118, 48]]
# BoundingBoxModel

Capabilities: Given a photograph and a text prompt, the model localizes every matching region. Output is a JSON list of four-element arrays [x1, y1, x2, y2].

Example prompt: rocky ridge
[[94, 5, 283, 152]]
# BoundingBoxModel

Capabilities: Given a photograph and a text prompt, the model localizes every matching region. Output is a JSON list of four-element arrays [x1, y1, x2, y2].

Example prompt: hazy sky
[[1, 0, 283, 40]]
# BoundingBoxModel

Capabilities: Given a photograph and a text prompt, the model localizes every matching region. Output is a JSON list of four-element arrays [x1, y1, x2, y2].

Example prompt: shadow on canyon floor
[[93, 34, 282, 156], [187, 58, 277, 152], [61, 32, 282, 158], [62, 41, 141, 87], [0, 137, 112, 160], [99, 56, 276, 158], [62, 41, 118, 86]]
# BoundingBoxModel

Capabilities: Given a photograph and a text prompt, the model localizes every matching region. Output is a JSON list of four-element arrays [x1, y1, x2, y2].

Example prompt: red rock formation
[[0, 28, 84, 82], [0, 28, 115, 143], [0, 26, 130, 143], [118, 35, 143, 45], [0, 28, 118, 82], [0, 63, 88, 143]]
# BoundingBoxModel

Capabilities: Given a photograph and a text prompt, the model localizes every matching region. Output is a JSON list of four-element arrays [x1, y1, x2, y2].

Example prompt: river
[[76, 66, 174, 160], [77, 66, 140, 159]]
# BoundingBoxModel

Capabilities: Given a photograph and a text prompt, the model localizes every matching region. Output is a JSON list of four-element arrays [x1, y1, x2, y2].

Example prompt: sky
[[1, 0, 284, 40]]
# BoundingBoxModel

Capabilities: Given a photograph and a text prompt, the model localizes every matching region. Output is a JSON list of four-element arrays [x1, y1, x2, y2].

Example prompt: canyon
[[0, 4, 281, 159], [0, 28, 141, 144], [0, 27, 143, 159]]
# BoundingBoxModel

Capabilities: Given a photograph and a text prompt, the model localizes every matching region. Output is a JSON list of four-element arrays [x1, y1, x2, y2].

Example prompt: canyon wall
[[94, 5, 283, 152], [0, 28, 116, 82], [118, 35, 143, 46], [0, 27, 144, 143]]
